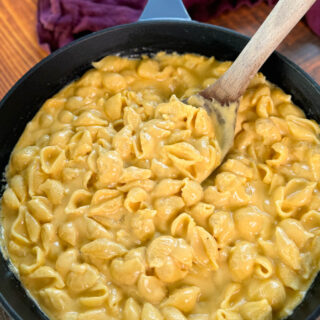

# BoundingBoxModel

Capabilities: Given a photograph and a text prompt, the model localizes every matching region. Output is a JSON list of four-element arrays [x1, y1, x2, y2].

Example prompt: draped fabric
[[37, 0, 320, 52]]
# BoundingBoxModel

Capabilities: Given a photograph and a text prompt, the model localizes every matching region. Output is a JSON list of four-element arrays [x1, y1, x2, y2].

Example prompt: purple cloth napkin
[[37, 0, 320, 52]]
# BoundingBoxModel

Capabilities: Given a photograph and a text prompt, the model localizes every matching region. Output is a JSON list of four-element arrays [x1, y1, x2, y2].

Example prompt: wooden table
[[0, 1, 319, 319], [0, 0, 319, 102]]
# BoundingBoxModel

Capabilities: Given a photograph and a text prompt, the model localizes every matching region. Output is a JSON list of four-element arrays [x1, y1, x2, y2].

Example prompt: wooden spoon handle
[[201, 0, 317, 103]]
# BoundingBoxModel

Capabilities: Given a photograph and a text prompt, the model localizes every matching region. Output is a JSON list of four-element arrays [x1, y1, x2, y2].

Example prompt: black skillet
[[0, 0, 319, 319]]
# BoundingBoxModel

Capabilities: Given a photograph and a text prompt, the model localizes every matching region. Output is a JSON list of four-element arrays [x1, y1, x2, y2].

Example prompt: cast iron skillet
[[0, 0, 319, 319]]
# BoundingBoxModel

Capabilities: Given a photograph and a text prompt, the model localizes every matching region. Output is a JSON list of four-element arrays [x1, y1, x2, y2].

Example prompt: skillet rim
[[0, 20, 319, 109], [0, 18, 319, 320]]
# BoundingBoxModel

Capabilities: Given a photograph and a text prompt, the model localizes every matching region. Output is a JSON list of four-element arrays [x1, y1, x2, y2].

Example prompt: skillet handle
[[139, 0, 191, 21]]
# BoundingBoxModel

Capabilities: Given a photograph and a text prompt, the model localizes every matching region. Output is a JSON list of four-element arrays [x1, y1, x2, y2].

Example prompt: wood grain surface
[[0, 0, 319, 320], [209, 2, 320, 82]]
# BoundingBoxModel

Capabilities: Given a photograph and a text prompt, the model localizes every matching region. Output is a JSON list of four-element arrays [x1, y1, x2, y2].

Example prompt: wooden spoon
[[189, 0, 317, 161]]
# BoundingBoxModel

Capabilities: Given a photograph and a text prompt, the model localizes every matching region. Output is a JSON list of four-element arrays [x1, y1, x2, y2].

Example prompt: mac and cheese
[[1, 53, 320, 320]]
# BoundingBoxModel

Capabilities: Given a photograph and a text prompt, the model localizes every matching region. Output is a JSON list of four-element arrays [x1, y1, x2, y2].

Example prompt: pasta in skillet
[[1, 52, 320, 320]]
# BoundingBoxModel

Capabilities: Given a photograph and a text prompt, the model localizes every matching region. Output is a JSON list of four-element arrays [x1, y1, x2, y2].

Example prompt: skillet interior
[[0, 20, 319, 320]]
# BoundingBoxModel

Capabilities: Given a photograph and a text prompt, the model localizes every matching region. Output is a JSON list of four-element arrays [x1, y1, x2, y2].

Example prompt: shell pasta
[[1, 52, 320, 320]]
